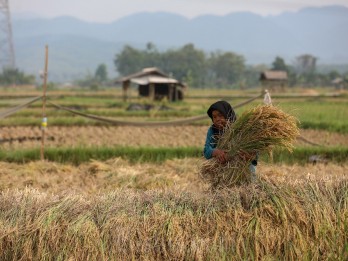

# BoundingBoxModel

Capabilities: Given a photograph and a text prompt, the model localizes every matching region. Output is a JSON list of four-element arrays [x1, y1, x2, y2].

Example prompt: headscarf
[[207, 100, 236, 123], [207, 100, 236, 136]]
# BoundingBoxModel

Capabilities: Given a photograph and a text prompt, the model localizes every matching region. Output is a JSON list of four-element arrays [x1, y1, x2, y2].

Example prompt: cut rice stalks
[[200, 105, 300, 188]]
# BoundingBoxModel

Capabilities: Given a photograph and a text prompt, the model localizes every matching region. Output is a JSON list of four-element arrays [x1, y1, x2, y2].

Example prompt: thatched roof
[[120, 67, 168, 82], [331, 77, 343, 84], [116, 67, 185, 87], [260, 71, 288, 81], [131, 76, 179, 85]]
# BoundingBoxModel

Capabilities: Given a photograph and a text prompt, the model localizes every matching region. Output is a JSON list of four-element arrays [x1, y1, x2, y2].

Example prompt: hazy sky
[[10, 0, 348, 23]]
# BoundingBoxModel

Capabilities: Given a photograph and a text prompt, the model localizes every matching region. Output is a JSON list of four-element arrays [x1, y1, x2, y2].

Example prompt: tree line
[[0, 68, 35, 86], [114, 43, 348, 89], [114, 43, 246, 89], [1, 43, 347, 89]]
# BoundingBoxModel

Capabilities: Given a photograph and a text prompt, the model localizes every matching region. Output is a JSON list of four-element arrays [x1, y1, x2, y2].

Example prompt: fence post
[[40, 45, 49, 161]]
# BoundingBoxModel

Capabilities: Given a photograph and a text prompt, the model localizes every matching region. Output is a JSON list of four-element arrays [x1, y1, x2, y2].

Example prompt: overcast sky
[[10, 0, 348, 23]]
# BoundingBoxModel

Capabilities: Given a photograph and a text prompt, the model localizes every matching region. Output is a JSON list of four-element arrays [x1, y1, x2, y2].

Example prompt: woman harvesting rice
[[203, 100, 258, 180], [201, 100, 299, 188]]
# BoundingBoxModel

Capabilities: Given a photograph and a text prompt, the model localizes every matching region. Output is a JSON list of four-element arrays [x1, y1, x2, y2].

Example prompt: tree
[[162, 44, 206, 87], [328, 70, 340, 81], [272, 56, 288, 72], [95, 64, 108, 82], [295, 54, 317, 74], [114, 45, 145, 76], [207, 51, 245, 88], [0, 68, 35, 85]]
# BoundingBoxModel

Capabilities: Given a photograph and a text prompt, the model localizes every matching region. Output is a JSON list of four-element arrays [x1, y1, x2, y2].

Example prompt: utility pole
[[0, 0, 15, 69]]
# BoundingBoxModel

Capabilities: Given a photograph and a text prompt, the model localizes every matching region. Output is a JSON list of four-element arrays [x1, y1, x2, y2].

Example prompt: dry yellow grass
[[1, 176, 348, 260], [1, 159, 348, 259], [0, 158, 347, 194]]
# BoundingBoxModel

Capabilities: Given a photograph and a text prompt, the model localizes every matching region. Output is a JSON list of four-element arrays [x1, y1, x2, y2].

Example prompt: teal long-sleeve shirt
[[203, 126, 217, 159], [203, 125, 258, 166]]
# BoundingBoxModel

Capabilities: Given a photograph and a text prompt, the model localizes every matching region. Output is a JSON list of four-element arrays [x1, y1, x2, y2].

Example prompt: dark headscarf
[[207, 100, 237, 136], [207, 100, 236, 123]]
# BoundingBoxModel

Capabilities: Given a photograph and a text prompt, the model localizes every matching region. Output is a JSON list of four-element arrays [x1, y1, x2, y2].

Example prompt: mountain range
[[11, 5, 348, 82]]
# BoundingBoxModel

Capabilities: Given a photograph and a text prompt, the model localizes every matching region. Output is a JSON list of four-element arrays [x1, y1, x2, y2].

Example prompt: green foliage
[[114, 45, 147, 76], [0, 68, 35, 85], [272, 56, 289, 72], [114, 43, 243, 88], [94, 64, 108, 82], [74, 64, 110, 90], [207, 51, 245, 88], [113, 44, 348, 88], [162, 44, 207, 87]]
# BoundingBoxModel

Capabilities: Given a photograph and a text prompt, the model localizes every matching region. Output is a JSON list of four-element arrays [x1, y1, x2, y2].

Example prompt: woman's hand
[[212, 149, 228, 164]]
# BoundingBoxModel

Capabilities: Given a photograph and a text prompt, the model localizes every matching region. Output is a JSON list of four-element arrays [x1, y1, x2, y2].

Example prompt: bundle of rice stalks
[[200, 105, 300, 188]]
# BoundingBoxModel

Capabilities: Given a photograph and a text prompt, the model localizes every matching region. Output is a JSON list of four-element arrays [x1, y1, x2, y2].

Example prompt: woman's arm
[[203, 127, 228, 163], [203, 127, 215, 159]]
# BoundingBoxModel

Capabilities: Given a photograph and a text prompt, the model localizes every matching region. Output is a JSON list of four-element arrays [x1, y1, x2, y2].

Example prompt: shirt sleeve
[[203, 127, 216, 159]]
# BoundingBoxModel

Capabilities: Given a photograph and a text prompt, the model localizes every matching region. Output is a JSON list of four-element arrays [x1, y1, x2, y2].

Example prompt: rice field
[[1, 87, 348, 259], [1, 126, 348, 150]]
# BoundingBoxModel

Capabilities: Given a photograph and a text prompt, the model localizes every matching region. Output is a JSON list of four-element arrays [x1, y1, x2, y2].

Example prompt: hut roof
[[120, 67, 168, 82], [331, 77, 343, 84], [116, 67, 185, 87], [131, 76, 179, 85], [260, 70, 288, 81]]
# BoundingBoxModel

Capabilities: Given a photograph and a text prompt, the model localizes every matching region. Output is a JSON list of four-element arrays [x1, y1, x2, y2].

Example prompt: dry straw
[[200, 105, 300, 188]]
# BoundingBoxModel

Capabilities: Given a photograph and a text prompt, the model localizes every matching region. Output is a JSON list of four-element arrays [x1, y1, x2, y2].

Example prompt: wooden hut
[[331, 77, 346, 90], [260, 70, 288, 92], [118, 67, 186, 102]]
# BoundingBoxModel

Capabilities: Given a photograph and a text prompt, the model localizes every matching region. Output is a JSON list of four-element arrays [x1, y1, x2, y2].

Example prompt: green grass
[[0, 146, 202, 165], [1, 93, 348, 133], [0, 146, 347, 165], [267, 147, 348, 164], [235, 98, 348, 133], [276, 98, 348, 133]]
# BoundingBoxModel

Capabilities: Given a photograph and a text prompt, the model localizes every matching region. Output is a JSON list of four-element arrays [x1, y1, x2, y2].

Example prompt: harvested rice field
[[0, 159, 347, 195], [1, 158, 348, 260], [1, 89, 348, 259], [1, 126, 348, 149]]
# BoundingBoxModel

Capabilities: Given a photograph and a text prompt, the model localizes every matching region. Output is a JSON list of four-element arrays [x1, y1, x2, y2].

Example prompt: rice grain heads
[[200, 105, 300, 188]]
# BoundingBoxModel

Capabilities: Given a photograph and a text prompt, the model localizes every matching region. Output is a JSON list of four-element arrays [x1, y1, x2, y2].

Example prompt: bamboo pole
[[40, 45, 49, 161]]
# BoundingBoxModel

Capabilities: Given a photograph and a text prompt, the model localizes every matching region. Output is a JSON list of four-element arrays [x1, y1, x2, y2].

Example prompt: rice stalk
[[1, 180, 348, 260], [201, 105, 300, 188]]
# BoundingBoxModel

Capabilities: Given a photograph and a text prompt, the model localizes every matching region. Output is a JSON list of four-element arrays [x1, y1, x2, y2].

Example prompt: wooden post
[[123, 81, 129, 102], [168, 84, 174, 102], [174, 85, 178, 101], [149, 83, 155, 100], [40, 45, 49, 161]]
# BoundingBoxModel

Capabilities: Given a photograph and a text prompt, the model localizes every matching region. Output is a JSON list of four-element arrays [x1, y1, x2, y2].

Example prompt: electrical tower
[[0, 0, 15, 69]]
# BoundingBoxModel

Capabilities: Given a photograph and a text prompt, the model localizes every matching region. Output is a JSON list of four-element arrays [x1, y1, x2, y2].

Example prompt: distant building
[[117, 67, 186, 102], [331, 77, 346, 90], [260, 70, 288, 92]]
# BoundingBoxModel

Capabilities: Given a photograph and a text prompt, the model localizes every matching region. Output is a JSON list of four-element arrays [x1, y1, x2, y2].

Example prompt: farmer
[[203, 100, 258, 179]]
